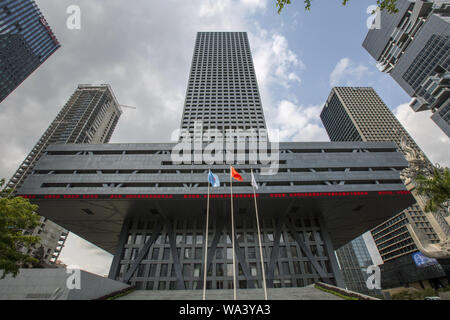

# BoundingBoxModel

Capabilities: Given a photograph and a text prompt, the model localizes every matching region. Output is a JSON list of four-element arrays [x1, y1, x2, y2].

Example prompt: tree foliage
[[0, 179, 41, 279], [276, 0, 399, 14], [415, 168, 450, 213]]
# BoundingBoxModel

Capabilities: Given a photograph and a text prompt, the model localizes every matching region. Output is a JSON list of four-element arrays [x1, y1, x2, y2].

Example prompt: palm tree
[[415, 168, 450, 213]]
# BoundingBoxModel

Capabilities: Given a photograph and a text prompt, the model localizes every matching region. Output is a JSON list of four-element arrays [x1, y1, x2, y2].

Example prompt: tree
[[415, 168, 450, 213], [276, 0, 399, 14], [0, 179, 41, 279]]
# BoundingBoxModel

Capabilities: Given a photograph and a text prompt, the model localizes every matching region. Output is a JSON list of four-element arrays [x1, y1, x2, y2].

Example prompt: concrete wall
[[0, 269, 130, 300]]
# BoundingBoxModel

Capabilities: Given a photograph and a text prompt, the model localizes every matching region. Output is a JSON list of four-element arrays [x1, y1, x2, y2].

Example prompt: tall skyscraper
[[8, 84, 122, 192], [335, 235, 378, 295], [16, 33, 415, 296], [320, 87, 425, 156], [181, 32, 266, 137], [0, 0, 60, 103], [363, 0, 450, 137], [320, 87, 450, 290], [10, 84, 122, 266]]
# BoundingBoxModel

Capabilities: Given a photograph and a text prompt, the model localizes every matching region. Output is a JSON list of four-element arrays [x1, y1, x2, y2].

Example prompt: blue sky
[[1, 0, 448, 275], [264, 0, 412, 108]]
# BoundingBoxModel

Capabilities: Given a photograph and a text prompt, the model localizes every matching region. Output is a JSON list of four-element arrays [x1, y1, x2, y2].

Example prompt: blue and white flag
[[208, 170, 220, 187]]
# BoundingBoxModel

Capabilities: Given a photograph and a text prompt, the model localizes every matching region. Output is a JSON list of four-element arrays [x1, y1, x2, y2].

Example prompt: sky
[[1, 0, 449, 276]]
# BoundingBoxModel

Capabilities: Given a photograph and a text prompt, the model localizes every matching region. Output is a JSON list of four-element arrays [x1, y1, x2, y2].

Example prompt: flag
[[251, 170, 259, 190], [208, 170, 220, 187], [230, 166, 243, 182]]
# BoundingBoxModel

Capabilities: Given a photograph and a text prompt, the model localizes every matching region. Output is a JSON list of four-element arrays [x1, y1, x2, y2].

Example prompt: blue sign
[[412, 252, 438, 267]]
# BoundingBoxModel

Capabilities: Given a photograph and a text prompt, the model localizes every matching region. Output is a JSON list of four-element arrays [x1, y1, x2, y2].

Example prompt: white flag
[[251, 170, 259, 190]]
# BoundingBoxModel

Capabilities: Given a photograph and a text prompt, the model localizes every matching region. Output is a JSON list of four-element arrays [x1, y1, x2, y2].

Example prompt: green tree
[[415, 167, 450, 213], [0, 179, 41, 279], [276, 0, 399, 14]]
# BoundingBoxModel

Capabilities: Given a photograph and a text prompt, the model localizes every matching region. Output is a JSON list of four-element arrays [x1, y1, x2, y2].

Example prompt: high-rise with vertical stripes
[[0, 0, 60, 103], [181, 32, 266, 137], [10, 84, 122, 266]]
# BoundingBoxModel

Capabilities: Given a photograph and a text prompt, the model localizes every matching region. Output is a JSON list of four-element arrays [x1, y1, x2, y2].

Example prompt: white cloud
[[268, 100, 329, 142], [240, 0, 267, 9], [251, 28, 304, 90], [330, 57, 370, 87], [394, 102, 450, 167], [198, 0, 232, 17]]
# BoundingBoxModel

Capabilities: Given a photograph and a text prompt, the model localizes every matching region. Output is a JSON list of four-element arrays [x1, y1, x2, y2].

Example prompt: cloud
[[248, 27, 309, 140], [268, 100, 329, 142], [251, 28, 304, 90], [330, 57, 370, 87], [394, 102, 450, 167]]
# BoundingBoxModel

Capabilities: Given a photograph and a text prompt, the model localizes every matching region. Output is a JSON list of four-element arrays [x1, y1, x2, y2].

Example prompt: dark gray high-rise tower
[[363, 0, 450, 137], [181, 32, 266, 136], [320, 87, 425, 156]]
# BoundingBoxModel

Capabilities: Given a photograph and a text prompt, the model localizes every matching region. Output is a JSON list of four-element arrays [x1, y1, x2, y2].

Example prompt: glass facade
[[0, 0, 60, 102], [335, 235, 377, 295]]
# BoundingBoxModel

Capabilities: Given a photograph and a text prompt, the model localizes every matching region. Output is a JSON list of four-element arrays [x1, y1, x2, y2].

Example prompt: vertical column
[[318, 215, 346, 288], [108, 218, 131, 280]]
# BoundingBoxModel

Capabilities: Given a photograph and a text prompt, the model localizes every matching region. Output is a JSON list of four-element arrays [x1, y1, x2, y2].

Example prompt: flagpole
[[230, 165, 237, 300], [251, 168, 268, 300], [203, 170, 210, 300]]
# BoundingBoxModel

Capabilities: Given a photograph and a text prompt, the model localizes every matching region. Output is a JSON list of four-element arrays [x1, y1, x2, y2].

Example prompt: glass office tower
[[335, 235, 378, 295], [0, 0, 60, 103]]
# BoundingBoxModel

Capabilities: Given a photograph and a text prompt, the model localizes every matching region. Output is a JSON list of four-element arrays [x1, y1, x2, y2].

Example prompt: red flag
[[230, 166, 243, 182]]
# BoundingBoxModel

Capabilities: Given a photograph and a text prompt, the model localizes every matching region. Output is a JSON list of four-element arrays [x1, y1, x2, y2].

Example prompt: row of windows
[[126, 230, 321, 247]]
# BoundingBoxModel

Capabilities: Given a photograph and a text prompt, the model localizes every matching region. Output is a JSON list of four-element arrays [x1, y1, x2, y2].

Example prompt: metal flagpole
[[203, 171, 211, 300], [251, 168, 268, 300], [230, 165, 237, 300]]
